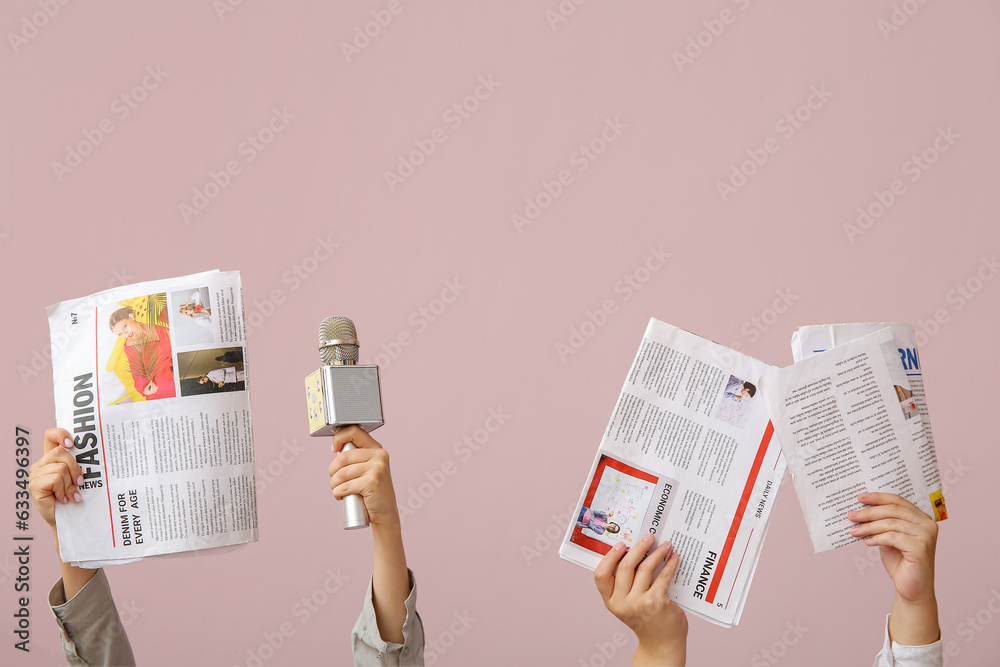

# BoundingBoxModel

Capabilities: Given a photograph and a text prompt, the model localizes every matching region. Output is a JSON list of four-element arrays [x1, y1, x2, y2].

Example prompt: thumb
[[44, 427, 75, 455]]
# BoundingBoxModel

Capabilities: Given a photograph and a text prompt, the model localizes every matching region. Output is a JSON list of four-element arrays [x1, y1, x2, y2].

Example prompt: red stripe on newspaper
[[724, 527, 754, 610], [705, 421, 773, 604], [95, 309, 116, 548]]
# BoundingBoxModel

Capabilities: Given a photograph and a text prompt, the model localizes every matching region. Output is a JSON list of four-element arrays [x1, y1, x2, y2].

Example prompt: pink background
[[3, 2, 997, 665]]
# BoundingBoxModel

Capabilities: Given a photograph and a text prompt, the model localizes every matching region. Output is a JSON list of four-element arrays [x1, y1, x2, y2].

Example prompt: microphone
[[305, 316, 384, 530]]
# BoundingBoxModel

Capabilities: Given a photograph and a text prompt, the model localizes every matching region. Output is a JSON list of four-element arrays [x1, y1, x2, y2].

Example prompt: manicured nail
[[63, 438, 74, 449], [73, 492, 82, 503], [614, 542, 626, 551]]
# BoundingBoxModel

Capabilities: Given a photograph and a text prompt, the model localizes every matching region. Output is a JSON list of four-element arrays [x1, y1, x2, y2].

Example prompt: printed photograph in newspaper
[[105, 293, 176, 403]]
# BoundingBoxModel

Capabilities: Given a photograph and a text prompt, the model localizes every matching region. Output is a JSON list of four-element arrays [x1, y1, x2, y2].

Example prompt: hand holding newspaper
[[758, 324, 946, 553], [559, 319, 786, 628], [46, 270, 257, 567]]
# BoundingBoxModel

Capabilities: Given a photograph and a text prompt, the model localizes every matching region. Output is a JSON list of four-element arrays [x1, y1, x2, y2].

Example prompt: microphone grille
[[319, 316, 359, 364]]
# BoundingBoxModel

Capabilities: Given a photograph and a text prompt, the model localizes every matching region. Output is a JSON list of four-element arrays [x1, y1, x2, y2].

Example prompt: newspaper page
[[47, 270, 257, 567], [759, 328, 942, 554], [559, 319, 787, 628], [791, 322, 946, 520]]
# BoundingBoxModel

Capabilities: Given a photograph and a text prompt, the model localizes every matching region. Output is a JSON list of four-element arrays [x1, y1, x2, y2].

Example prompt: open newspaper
[[791, 322, 945, 513], [47, 270, 257, 567], [559, 319, 787, 628], [759, 324, 946, 554]]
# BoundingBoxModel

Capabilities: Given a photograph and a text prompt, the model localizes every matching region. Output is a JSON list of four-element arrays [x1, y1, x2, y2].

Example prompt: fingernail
[[73, 492, 82, 503], [76, 475, 84, 487], [63, 438, 74, 449], [643, 534, 654, 543], [614, 542, 625, 551]]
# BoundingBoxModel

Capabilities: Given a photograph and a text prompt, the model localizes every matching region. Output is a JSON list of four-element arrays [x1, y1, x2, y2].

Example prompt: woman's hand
[[595, 535, 688, 666], [328, 426, 400, 528], [848, 492, 940, 646], [29, 428, 84, 534]]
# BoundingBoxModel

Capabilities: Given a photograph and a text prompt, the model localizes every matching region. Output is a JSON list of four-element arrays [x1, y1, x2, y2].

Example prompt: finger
[[851, 518, 919, 535], [328, 447, 376, 477], [331, 426, 382, 453], [331, 475, 370, 500], [650, 549, 681, 598], [633, 540, 672, 593], [32, 451, 83, 497], [857, 492, 922, 513], [32, 469, 74, 504], [849, 502, 931, 526], [41, 459, 81, 500], [860, 530, 923, 553], [44, 427, 75, 454], [46, 447, 85, 488], [594, 542, 628, 601], [614, 535, 655, 598], [329, 459, 373, 491], [850, 517, 922, 540]]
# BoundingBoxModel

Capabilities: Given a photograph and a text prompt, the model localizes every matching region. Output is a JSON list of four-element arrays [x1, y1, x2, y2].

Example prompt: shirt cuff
[[48, 569, 135, 666], [352, 568, 424, 664], [878, 613, 943, 667], [49, 570, 112, 664]]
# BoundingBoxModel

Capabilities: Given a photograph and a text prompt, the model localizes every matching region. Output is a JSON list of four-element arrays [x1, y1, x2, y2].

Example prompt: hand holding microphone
[[328, 426, 400, 530], [305, 316, 384, 530]]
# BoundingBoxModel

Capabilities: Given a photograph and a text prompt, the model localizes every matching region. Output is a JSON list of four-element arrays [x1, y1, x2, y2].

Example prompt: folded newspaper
[[758, 322, 946, 553], [559, 319, 787, 628], [46, 270, 258, 567]]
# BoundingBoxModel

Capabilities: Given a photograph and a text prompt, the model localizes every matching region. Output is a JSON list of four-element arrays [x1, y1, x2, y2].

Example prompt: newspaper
[[791, 321, 945, 511], [559, 319, 787, 628], [759, 325, 946, 554], [47, 270, 257, 567]]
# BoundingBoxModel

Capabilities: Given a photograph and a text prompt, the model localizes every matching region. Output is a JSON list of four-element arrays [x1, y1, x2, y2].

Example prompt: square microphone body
[[305, 364, 384, 437]]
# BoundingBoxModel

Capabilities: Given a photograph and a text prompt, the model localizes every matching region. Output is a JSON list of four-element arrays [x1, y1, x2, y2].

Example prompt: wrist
[[633, 639, 686, 667], [370, 505, 401, 530], [371, 514, 403, 542], [890, 592, 939, 647], [895, 588, 937, 610]]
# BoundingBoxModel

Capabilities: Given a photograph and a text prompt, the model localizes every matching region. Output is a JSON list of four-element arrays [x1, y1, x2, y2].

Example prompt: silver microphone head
[[319, 316, 359, 365]]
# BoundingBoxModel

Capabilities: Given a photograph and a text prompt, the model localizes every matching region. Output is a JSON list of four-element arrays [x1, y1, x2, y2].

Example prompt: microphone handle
[[340, 441, 371, 530]]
